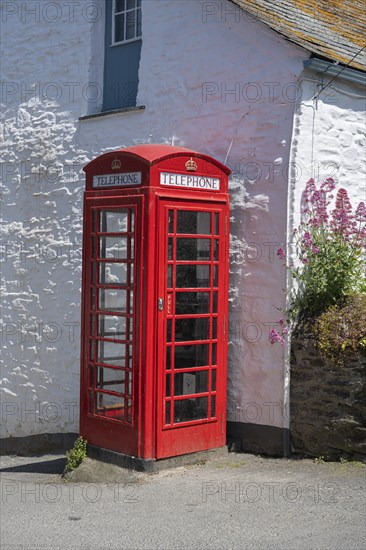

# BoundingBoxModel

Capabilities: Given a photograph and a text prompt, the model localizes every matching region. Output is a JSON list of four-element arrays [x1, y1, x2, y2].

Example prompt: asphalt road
[[1, 452, 365, 550]]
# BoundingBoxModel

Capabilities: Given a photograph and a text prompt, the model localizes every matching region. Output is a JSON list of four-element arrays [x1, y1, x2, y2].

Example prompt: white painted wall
[[289, 71, 366, 230], [1, 0, 307, 440], [1, 0, 93, 438]]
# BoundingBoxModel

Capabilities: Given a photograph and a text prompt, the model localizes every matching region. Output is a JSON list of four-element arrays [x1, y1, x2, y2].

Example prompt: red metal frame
[[156, 201, 228, 458], [80, 195, 144, 456], [80, 145, 230, 460]]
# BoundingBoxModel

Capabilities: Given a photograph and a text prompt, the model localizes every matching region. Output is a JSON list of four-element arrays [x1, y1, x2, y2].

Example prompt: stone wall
[[290, 338, 366, 461]]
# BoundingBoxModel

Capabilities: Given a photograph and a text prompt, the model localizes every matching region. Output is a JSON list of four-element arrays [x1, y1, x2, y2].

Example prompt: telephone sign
[[93, 172, 142, 188]]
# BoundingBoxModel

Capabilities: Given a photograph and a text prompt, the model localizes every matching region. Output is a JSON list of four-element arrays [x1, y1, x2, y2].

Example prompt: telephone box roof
[[84, 144, 231, 175]]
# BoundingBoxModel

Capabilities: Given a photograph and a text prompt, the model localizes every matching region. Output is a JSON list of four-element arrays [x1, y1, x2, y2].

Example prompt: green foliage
[[290, 230, 366, 325], [274, 181, 366, 353], [65, 436, 87, 472], [314, 294, 366, 365]]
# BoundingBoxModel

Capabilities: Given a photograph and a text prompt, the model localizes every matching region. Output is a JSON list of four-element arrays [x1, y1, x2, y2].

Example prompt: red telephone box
[[80, 144, 230, 463]]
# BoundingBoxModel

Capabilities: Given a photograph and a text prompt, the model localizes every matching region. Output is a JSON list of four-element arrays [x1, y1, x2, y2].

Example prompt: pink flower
[[330, 188, 356, 237], [320, 177, 336, 193], [277, 247, 286, 260], [312, 190, 322, 203], [269, 320, 289, 345], [303, 178, 317, 200], [301, 179, 318, 222], [302, 231, 313, 248], [269, 329, 285, 345], [309, 217, 321, 228], [355, 202, 366, 222], [311, 190, 329, 225], [312, 246, 320, 254]]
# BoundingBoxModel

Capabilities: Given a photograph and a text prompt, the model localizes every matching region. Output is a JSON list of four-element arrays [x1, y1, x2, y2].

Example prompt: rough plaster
[[288, 72, 366, 229]]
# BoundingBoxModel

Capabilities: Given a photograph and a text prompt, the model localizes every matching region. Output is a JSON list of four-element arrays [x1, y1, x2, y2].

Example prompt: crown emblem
[[185, 158, 198, 172], [111, 157, 121, 170]]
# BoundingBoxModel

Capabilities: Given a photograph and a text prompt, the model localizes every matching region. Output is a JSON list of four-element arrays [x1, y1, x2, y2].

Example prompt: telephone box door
[[80, 196, 143, 456], [156, 201, 228, 459]]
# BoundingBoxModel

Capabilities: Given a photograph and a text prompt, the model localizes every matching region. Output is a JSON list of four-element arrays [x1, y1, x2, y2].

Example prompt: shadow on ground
[[0, 457, 66, 474]]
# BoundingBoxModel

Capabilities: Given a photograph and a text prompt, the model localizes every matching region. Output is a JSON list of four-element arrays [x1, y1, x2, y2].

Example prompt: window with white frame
[[103, 0, 142, 112], [113, 0, 142, 45]]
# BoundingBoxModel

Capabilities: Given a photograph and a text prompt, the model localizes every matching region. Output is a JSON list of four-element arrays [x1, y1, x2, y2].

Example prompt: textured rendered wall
[[288, 72, 366, 243], [1, 0, 306, 441], [1, 0, 94, 439]]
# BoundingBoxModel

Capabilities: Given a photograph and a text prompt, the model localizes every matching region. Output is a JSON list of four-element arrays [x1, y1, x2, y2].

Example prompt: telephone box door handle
[[158, 298, 164, 311]]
